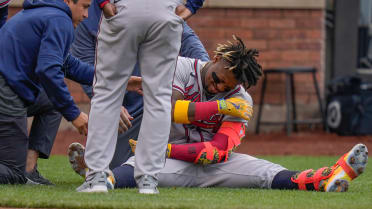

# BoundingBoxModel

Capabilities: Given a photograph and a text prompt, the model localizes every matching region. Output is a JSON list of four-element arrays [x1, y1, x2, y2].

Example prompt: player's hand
[[217, 97, 253, 121], [118, 106, 133, 133], [103, 2, 117, 19], [72, 112, 89, 136], [127, 76, 143, 95], [175, 5, 192, 20]]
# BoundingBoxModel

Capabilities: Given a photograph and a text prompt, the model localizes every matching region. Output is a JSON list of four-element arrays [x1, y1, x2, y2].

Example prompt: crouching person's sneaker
[[138, 175, 159, 194], [25, 166, 54, 186], [77, 171, 114, 193]]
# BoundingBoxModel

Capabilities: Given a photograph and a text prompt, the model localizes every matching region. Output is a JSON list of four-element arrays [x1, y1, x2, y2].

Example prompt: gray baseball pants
[[124, 153, 286, 188], [85, 0, 183, 182]]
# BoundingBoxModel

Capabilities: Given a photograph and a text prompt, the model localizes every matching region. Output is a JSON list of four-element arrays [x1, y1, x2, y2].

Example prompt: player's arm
[[172, 95, 253, 123], [129, 120, 246, 164], [168, 121, 245, 164]]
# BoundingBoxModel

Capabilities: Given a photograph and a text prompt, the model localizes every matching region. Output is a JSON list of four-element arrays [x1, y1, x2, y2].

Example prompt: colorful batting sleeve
[[173, 100, 219, 124], [168, 121, 246, 164], [185, 0, 205, 14]]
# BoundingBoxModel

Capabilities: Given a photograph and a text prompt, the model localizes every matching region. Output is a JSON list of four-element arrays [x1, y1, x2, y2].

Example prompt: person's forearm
[[63, 54, 94, 85], [168, 121, 245, 164]]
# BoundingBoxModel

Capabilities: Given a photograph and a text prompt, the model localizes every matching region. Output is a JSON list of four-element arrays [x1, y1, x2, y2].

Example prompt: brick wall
[[187, 8, 325, 106]]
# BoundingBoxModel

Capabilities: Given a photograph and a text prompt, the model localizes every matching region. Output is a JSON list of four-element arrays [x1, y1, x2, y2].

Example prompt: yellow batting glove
[[217, 97, 253, 121]]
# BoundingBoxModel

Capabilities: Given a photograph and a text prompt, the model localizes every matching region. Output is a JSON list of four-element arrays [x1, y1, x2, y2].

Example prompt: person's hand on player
[[127, 76, 143, 95], [103, 2, 117, 19], [176, 5, 193, 20], [119, 106, 133, 133], [72, 112, 89, 136]]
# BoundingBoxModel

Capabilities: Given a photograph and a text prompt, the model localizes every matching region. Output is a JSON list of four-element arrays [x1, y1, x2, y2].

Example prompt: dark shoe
[[25, 166, 54, 186]]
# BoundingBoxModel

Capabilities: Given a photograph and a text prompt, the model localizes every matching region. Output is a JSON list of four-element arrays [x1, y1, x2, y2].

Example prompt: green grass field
[[0, 155, 371, 209]]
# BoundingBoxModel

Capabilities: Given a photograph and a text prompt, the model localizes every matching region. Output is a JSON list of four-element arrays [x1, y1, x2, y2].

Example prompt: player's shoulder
[[176, 57, 199, 78], [177, 56, 197, 69]]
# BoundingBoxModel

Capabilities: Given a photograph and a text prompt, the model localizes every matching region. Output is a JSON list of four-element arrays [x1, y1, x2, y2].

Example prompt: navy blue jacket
[[0, 0, 93, 121], [0, 5, 7, 28]]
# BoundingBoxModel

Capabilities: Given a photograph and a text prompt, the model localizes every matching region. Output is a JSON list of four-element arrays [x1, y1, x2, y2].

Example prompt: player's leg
[[78, 0, 140, 193], [134, 0, 183, 194], [289, 143, 368, 192], [26, 90, 62, 185], [114, 153, 282, 189], [190, 153, 286, 188]]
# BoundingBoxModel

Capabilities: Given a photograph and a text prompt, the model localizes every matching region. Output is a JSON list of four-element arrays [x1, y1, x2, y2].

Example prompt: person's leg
[[110, 113, 142, 169], [0, 72, 28, 184], [25, 90, 62, 185], [134, 0, 183, 194], [68, 113, 142, 178], [161, 153, 286, 188], [79, 0, 140, 193], [0, 113, 28, 184], [112, 164, 136, 188], [115, 152, 284, 189], [271, 170, 299, 190], [0, 5, 8, 29]]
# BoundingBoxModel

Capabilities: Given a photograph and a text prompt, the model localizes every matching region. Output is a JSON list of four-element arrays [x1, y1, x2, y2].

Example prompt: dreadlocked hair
[[214, 35, 263, 90]]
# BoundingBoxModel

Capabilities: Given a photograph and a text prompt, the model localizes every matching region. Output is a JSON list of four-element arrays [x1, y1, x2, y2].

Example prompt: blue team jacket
[[0, 0, 93, 121]]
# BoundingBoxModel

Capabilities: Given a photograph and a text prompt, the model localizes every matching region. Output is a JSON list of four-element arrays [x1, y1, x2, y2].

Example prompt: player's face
[[204, 56, 239, 94], [65, 0, 91, 28]]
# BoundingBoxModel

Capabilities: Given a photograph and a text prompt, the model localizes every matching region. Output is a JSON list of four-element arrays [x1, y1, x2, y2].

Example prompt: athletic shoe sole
[[326, 143, 368, 192], [68, 142, 87, 178]]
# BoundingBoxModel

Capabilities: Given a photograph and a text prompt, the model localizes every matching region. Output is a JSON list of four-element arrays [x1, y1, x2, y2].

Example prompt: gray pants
[[85, 0, 183, 182], [125, 153, 286, 188]]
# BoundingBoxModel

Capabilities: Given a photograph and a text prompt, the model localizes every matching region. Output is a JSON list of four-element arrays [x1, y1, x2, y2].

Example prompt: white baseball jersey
[[170, 56, 253, 144], [124, 56, 285, 189]]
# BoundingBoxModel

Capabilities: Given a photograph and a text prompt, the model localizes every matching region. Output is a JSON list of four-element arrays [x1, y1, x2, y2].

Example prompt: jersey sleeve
[[172, 57, 192, 95]]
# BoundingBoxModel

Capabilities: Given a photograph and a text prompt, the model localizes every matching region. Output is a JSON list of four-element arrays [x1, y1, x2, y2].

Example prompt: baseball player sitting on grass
[[69, 36, 368, 192]]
